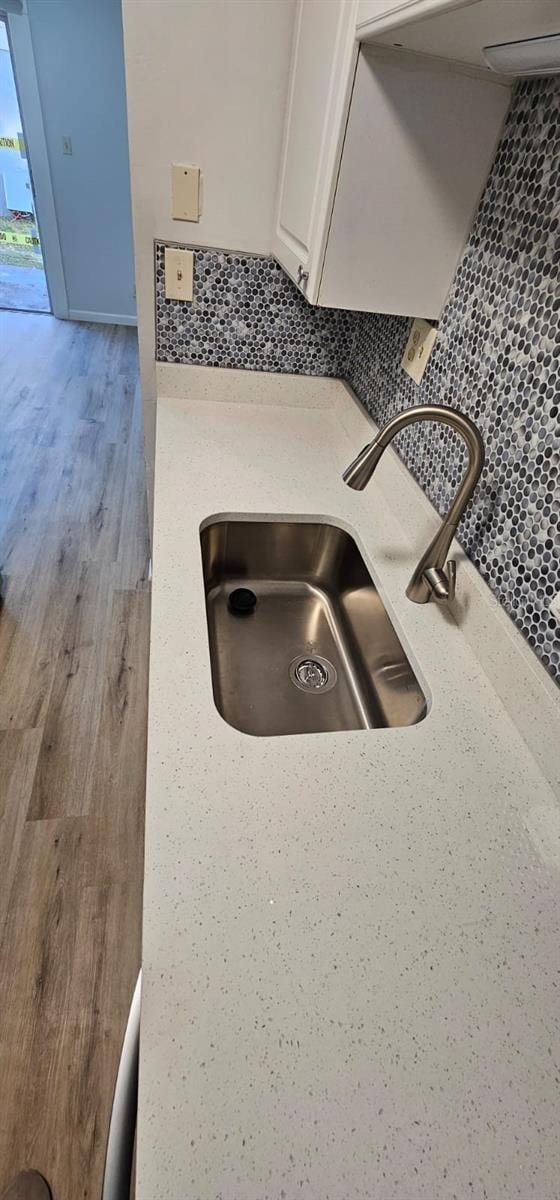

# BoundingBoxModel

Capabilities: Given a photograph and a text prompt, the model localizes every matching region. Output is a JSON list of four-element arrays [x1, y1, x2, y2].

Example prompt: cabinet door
[[271, 0, 358, 302]]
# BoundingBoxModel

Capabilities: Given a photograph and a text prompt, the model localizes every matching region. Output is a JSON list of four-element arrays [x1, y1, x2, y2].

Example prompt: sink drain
[[289, 654, 337, 694]]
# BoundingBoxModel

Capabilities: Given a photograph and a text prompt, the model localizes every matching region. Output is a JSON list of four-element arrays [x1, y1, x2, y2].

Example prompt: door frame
[[2, 4, 68, 317]]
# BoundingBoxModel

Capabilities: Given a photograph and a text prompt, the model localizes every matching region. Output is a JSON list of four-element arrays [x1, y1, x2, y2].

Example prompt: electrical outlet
[[401, 318, 437, 384], [164, 246, 193, 301], [171, 164, 200, 221], [62, 135, 72, 155], [550, 591, 560, 623]]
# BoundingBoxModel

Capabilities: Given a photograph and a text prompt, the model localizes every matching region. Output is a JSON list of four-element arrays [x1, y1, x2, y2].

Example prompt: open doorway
[[0, 15, 49, 312]]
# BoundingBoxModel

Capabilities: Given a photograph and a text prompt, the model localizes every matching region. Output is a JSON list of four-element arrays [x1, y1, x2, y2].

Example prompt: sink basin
[[200, 518, 427, 737]]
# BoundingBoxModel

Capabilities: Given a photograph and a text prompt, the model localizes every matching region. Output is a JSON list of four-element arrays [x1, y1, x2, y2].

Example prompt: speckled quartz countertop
[[138, 365, 560, 1200]]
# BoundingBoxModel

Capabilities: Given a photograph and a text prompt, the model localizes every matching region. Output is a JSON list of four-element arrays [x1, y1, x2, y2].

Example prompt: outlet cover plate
[[402, 318, 438, 384], [171, 163, 200, 222]]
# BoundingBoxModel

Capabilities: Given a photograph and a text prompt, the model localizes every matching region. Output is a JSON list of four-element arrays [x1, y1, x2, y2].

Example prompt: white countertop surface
[[139, 365, 560, 1200]]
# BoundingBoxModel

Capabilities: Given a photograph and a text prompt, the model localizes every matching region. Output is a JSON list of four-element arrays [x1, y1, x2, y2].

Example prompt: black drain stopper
[[228, 587, 257, 616]]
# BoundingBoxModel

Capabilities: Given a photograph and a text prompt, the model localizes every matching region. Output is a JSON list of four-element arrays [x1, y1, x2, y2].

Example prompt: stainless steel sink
[[200, 518, 427, 737]]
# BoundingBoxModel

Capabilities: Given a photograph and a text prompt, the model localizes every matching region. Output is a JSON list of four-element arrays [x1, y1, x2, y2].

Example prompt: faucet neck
[[378, 404, 484, 528], [342, 403, 485, 604], [345, 404, 483, 493]]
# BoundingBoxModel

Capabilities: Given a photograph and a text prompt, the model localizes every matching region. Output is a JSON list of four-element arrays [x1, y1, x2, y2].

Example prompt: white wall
[[121, 0, 296, 505], [27, 0, 135, 323]]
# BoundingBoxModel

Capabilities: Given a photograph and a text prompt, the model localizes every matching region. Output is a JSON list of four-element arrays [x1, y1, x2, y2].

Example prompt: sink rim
[[199, 511, 433, 736]]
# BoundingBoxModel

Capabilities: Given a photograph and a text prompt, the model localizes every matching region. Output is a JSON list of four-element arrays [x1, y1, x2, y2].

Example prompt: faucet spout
[[343, 404, 484, 604]]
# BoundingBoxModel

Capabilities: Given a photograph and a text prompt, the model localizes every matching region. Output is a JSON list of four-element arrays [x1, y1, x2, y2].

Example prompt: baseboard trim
[[67, 309, 137, 327]]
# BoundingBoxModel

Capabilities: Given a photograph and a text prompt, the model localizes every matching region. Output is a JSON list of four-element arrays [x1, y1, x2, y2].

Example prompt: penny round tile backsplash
[[155, 77, 559, 684], [155, 245, 354, 376]]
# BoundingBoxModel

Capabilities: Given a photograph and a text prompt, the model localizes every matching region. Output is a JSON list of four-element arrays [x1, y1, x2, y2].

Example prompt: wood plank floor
[[0, 312, 150, 1200]]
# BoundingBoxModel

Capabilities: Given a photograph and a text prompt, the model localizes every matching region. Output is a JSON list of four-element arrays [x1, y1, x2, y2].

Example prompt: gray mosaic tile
[[155, 244, 354, 376], [345, 78, 560, 684]]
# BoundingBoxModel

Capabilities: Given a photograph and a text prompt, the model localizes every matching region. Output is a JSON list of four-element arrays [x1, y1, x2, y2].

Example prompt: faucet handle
[[423, 561, 456, 603], [446, 559, 456, 602]]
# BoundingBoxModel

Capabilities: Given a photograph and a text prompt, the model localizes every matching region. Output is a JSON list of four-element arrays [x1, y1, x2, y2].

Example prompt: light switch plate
[[164, 247, 194, 301], [402, 318, 438, 384], [171, 163, 200, 221]]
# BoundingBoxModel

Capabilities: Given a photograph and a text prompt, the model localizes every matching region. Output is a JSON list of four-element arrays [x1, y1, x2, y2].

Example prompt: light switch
[[401, 318, 438, 384], [164, 247, 193, 301], [171, 164, 200, 221]]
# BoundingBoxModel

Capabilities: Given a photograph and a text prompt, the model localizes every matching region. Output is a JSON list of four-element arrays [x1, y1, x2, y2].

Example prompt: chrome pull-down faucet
[[343, 404, 485, 605]]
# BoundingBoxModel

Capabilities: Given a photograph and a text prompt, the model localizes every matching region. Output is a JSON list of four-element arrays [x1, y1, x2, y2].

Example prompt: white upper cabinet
[[271, 0, 359, 301], [368, 0, 560, 70], [356, 0, 480, 39], [273, 0, 513, 318]]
